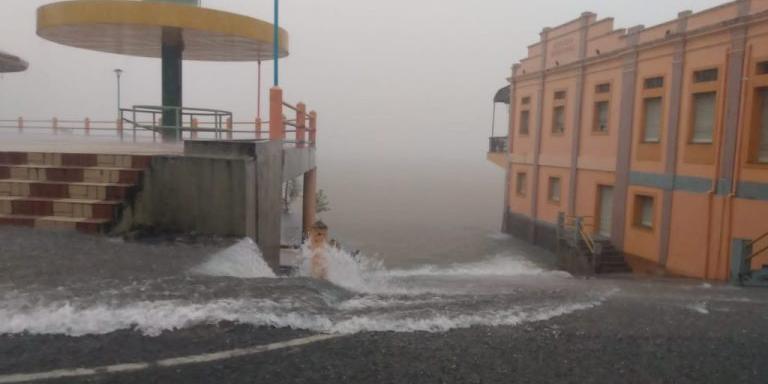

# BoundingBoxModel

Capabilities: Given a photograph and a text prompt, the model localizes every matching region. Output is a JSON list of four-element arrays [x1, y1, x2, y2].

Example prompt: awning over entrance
[[494, 85, 510, 104]]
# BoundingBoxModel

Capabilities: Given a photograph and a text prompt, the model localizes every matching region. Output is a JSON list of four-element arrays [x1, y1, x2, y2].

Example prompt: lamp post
[[274, 0, 279, 86], [114, 68, 124, 120]]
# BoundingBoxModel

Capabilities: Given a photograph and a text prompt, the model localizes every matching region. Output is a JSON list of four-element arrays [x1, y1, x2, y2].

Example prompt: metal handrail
[[746, 231, 768, 262], [579, 224, 596, 254]]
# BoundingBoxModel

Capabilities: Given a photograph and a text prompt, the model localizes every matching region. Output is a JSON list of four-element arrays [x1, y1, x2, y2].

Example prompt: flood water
[[1, 224, 626, 337]]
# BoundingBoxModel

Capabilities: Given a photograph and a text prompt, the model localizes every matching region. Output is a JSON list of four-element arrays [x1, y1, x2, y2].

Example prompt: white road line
[[0, 334, 340, 384]]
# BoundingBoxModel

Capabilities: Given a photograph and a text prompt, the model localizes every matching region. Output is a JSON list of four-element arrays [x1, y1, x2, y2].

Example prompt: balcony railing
[[488, 136, 508, 154]]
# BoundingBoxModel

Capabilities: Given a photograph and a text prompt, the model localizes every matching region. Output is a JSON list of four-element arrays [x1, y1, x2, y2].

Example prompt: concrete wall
[[118, 140, 316, 271]]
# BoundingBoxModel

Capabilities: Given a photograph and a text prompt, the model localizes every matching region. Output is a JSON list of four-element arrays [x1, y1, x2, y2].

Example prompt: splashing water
[[192, 239, 276, 279], [0, 234, 615, 337]]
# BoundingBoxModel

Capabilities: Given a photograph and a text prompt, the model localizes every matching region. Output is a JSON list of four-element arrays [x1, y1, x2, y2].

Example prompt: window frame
[[689, 90, 718, 144], [641, 96, 663, 143], [593, 100, 610, 134], [519, 109, 531, 136], [515, 172, 528, 197], [633, 194, 655, 230], [745, 57, 768, 167], [547, 176, 562, 205], [591, 81, 612, 135], [551, 89, 567, 136], [687, 67, 721, 146]]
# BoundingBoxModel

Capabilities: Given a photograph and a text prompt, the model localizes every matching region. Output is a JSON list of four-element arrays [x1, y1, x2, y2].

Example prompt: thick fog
[[0, 0, 724, 263]]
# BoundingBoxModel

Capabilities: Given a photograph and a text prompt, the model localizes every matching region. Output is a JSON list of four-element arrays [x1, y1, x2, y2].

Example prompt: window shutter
[[760, 90, 768, 163], [692, 92, 716, 143], [644, 98, 662, 142]]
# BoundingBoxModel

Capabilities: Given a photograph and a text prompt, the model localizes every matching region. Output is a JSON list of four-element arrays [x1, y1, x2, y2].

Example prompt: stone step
[[0, 164, 143, 184], [0, 152, 152, 169], [0, 179, 134, 200], [0, 197, 122, 220], [0, 214, 112, 234]]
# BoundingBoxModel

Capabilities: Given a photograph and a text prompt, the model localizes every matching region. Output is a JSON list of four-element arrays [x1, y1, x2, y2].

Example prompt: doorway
[[597, 185, 614, 238]]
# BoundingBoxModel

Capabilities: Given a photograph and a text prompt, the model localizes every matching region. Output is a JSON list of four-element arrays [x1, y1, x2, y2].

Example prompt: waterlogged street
[[0, 227, 766, 383]]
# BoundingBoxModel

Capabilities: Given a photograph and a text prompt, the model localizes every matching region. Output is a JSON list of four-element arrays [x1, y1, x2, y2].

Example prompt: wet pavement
[[0, 227, 767, 383]]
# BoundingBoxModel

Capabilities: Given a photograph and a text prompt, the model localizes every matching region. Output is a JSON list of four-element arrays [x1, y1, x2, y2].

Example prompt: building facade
[[492, 0, 768, 281]]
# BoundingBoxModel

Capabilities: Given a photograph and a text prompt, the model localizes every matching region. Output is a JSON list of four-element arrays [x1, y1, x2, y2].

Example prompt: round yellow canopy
[[37, 1, 289, 62]]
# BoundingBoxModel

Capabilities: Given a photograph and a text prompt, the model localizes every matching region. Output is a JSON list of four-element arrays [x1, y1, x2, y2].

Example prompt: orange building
[[489, 0, 768, 281]]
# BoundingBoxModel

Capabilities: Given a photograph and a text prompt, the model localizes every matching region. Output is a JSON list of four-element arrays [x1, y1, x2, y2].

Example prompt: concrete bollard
[[308, 220, 329, 280]]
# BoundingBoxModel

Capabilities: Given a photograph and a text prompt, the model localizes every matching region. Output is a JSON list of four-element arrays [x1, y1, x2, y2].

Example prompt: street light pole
[[114, 68, 123, 120], [273, 0, 279, 86]]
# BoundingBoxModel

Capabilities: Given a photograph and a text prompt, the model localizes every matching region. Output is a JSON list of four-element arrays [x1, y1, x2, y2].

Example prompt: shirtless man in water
[[308, 221, 329, 280]]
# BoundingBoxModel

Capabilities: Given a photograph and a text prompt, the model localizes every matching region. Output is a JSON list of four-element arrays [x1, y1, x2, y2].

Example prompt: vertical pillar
[[269, 87, 284, 140], [303, 168, 317, 237], [17, 117, 23, 133], [256, 118, 263, 140], [567, 13, 595, 217], [529, 28, 550, 243], [296, 102, 307, 147], [52, 117, 58, 135], [308, 111, 317, 147], [161, 27, 183, 142], [658, 12, 690, 267], [503, 66, 519, 234], [611, 25, 643, 250], [84, 118, 91, 136], [226, 117, 233, 140]]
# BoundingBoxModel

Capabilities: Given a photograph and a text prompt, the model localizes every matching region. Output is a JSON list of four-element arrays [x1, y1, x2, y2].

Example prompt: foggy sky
[[0, 0, 726, 262]]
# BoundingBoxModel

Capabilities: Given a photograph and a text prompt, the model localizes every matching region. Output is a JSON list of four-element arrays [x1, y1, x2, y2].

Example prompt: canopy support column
[[162, 27, 184, 142]]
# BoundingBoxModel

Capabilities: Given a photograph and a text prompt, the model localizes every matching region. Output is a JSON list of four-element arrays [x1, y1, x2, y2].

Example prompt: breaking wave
[[192, 239, 276, 279], [0, 297, 607, 337], [0, 238, 601, 337]]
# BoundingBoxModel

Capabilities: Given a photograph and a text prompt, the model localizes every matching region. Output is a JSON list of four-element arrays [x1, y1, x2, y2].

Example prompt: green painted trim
[[629, 172, 674, 190], [737, 181, 768, 201], [674, 175, 712, 194], [716, 178, 731, 196], [629, 172, 711, 193], [630, 172, 768, 200]]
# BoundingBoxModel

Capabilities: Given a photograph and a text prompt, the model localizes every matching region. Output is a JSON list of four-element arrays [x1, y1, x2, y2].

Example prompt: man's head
[[308, 220, 329, 248]]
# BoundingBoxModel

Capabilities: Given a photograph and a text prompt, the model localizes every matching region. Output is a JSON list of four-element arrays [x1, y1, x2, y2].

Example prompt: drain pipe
[[721, 43, 751, 279], [704, 49, 731, 279]]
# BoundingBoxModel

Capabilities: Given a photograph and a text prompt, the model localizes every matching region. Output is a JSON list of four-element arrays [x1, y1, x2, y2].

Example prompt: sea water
[[0, 233, 617, 337]]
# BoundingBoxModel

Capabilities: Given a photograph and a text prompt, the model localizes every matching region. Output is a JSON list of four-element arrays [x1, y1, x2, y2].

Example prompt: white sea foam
[[192, 239, 276, 279], [292, 245, 568, 295], [686, 301, 710, 315], [385, 254, 570, 279], [0, 297, 605, 337], [0, 239, 595, 337]]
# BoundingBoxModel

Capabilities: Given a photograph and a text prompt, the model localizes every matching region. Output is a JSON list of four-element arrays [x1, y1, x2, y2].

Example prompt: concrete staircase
[[593, 239, 632, 274], [0, 152, 151, 234]]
